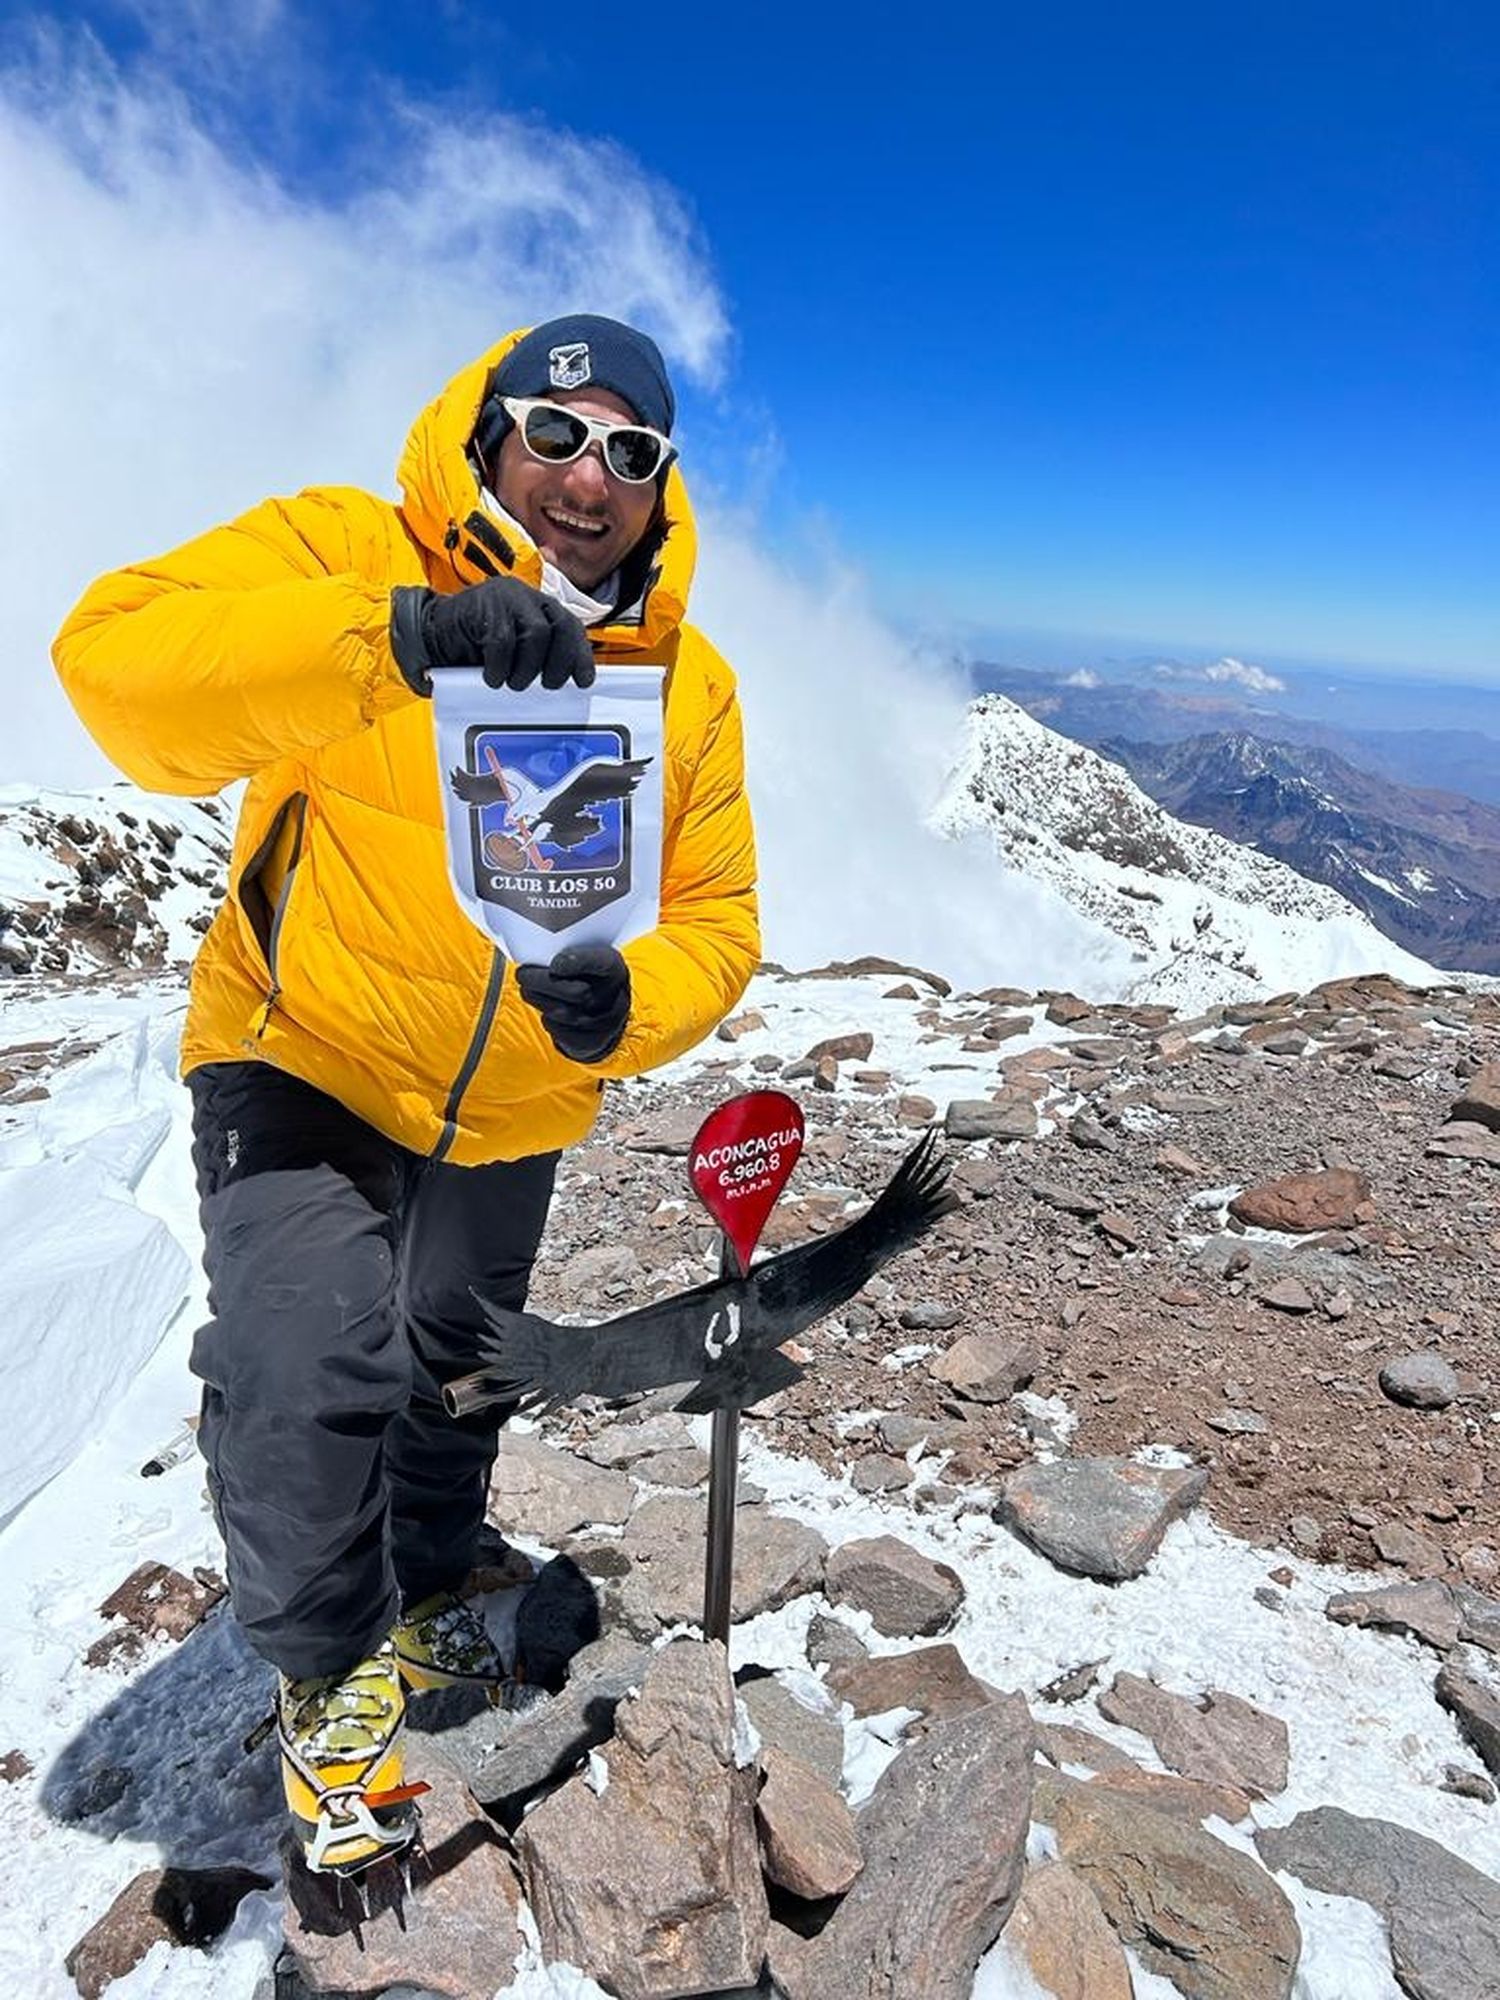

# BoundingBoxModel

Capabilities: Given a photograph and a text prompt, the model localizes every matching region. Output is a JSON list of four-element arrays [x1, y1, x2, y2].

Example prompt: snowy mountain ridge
[[0, 784, 229, 978], [931, 695, 1441, 1010]]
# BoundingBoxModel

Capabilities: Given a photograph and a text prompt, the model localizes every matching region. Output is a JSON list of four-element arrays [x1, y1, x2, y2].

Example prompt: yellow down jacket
[[53, 331, 760, 1164]]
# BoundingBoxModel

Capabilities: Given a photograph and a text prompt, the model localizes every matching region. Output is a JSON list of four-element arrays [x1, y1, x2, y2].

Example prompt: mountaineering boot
[[392, 1588, 510, 1695], [277, 1640, 426, 1875]]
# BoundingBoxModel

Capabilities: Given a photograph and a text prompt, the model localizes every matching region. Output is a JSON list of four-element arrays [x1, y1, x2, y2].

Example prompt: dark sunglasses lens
[[605, 428, 666, 482], [523, 406, 588, 461]]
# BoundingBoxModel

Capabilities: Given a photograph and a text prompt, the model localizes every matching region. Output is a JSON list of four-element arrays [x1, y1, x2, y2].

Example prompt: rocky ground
[[531, 964, 1500, 1593], [17, 955, 1500, 2000]]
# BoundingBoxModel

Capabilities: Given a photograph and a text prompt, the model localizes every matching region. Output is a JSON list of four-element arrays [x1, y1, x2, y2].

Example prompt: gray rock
[[1206, 1408, 1270, 1436], [557, 1242, 645, 1297], [488, 1434, 634, 1545], [468, 1633, 653, 1812], [823, 1533, 965, 1637], [997, 1456, 1209, 1582], [1373, 1520, 1445, 1572], [517, 1641, 767, 2000], [755, 1746, 863, 1900], [1062, 1791, 1300, 2000], [1257, 1805, 1500, 2000], [737, 1675, 845, 1788], [1441, 1765, 1496, 1804], [850, 1451, 915, 1494], [1097, 1673, 1289, 1797], [772, 1698, 1034, 2000], [806, 1613, 869, 1671], [1259, 1031, 1310, 1056], [619, 1113, 702, 1155], [945, 1096, 1037, 1142], [1379, 1353, 1460, 1410], [617, 1494, 827, 1626], [898, 1300, 963, 1331], [929, 1332, 1040, 1403], [1428, 1122, 1500, 1164], [631, 1446, 712, 1489], [878, 1413, 971, 1454], [1325, 1579, 1462, 1652], [1455, 1585, 1500, 1655], [1436, 1666, 1500, 1781], [1030, 1181, 1105, 1217], [67, 1866, 272, 2000], [283, 1749, 522, 1999], [576, 1414, 696, 1468], [1258, 1276, 1317, 1314], [1067, 1111, 1120, 1153]]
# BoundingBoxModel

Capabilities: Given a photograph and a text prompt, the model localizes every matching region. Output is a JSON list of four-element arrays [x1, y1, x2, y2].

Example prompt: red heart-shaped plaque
[[689, 1091, 806, 1274]]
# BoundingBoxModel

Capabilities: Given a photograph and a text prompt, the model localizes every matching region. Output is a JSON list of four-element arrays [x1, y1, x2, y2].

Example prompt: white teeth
[[543, 506, 607, 536]]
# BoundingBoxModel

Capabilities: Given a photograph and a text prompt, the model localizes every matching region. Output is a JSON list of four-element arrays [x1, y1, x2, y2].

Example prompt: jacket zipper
[[249, 796, 309, 1040], [431, 951, 507, 1161]]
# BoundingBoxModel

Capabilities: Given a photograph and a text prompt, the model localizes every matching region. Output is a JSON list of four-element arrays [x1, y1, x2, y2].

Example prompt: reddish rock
[[1004, 1860, 1133, 1999], [1057, 1790, 1300, 2000], [95, 1562, 225, 1646], [69, 1866, 271, 2000], [827, 1642, 994, 1723], [1046, 994, 1094, 1026], [1097, 1674, 1289, 1798], [518, 1641, 766, 1999], [755, 1746, 863, 1899], [1449, 1061, 1500, 1131], [929, 1333, 1040, 1403], [716, 1007, 767, 1042], [1086, 1765, 1253, 1825], [804, 1030, 875, 1064], [1228, 1169, 1374, 1234]]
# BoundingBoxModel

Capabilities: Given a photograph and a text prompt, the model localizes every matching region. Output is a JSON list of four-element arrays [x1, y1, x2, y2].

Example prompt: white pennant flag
[[431, 666, 665, 962]]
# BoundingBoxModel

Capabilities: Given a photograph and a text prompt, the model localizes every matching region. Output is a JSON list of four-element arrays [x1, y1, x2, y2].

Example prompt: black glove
[[516, 944, 630, 1063], [390, 579, 596, 695]]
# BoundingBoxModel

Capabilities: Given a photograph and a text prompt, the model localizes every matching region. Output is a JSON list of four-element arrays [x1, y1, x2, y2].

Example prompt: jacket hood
[[395, 327, 695, 654]]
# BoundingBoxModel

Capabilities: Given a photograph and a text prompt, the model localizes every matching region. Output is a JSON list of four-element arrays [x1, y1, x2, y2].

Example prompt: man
[[53, 315, 759, 1874]]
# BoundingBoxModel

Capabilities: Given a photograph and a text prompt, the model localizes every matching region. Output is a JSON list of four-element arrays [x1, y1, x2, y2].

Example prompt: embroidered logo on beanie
[[548, 342, 592, 391]]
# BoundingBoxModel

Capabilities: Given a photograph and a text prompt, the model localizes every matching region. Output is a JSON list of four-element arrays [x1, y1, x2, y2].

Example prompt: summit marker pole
[[688, 1091, 805, 1645]]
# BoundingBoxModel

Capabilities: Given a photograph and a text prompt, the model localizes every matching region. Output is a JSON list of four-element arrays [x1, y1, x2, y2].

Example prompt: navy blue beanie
[[474, 314, 675, 469]]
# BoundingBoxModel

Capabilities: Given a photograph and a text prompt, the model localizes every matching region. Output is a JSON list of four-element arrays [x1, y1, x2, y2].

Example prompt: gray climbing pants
[[188, 1061, 557, 1680]]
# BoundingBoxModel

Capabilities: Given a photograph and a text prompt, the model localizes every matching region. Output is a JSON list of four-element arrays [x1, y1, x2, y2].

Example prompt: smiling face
[[490, 386, 661, 594]]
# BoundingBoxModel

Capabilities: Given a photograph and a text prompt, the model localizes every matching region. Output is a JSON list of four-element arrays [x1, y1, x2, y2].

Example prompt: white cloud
[[0, 29, 1097, 988], [0, 32, 726, 784], [1149, 656, 1286, 695], [1201, 656, 1287, 694], [1063, 667, 1100, 687], [696, 533, 1122, 987]]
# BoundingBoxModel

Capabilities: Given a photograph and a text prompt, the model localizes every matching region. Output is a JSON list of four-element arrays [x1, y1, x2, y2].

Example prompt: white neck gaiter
[[480, 489, 620, 628]]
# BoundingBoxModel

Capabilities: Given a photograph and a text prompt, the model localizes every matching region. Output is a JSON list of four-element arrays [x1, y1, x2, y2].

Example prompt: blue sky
[[7, 0, 1498, 687]]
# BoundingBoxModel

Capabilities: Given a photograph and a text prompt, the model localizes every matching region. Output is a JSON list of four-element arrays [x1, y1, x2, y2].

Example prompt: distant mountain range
[[1101, 733, 1500, 974], [973, 664, 1500, 974], [974, 662, 1500, 808]]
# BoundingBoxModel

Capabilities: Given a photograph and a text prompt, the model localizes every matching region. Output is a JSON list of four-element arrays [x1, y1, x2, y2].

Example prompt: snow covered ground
[[1, 974, 1497, 1999]]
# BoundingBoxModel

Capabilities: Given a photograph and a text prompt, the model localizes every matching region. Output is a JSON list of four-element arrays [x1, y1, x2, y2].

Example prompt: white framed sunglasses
[[501, 396, 675, 485]]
